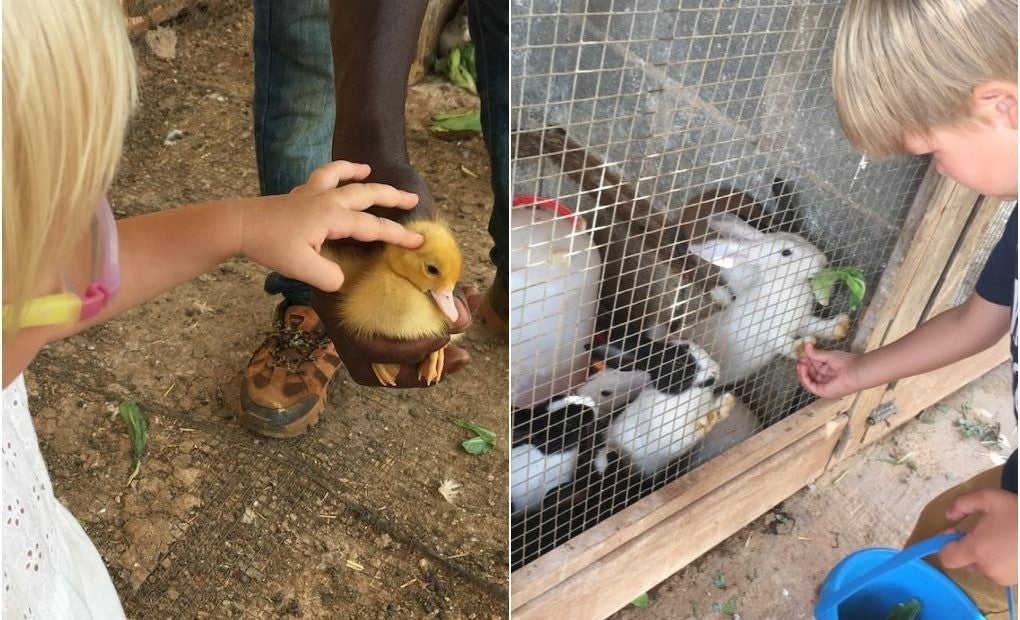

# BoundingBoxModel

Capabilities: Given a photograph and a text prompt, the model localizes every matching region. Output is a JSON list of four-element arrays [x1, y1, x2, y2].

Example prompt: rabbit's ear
[[688, 239, 754, 269], [707, 213, 766, 241]]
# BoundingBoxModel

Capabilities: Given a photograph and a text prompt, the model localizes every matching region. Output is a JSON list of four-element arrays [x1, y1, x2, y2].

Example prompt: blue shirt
[[974, 207, 1017, 493]]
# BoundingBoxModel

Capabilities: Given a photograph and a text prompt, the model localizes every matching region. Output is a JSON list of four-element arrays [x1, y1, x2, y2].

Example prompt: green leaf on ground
[[429, 110, 482, 134], [631, 593, 650, 608], [810, 266, 866, 310], [453, 419, 496, 455], [954, 415, 1001, 444], [712, 573, 727, 589], [119, 401, 147, 484], [712, 594, 740, 617]]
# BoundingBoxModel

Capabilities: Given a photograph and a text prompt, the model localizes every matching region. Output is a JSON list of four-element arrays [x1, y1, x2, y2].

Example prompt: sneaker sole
[[237, 386, 325, 439]]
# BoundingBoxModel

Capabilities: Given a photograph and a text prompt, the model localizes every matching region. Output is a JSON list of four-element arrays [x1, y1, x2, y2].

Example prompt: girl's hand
[[795, 341, 863, 399], [238, 161, 424, 291], [939, 488, 1018, 586]]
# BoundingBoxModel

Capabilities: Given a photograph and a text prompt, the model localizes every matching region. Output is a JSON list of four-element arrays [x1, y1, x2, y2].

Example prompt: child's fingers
[[327, 211, 424, 248], [290, 250, 346, 292], [796, 362, 824, 394], [331, 183, 420, 211], [801, 341, 828, 363], [938, 536, 977, 571], [945, 489, 993, 522], [293, 161, 372, 194]]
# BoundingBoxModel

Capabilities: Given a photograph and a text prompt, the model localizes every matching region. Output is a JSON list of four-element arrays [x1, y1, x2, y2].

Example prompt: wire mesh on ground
[[508, 0, 956, 570]]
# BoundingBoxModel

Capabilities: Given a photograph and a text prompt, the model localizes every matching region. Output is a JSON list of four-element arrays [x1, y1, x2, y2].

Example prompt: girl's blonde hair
[[3, 0, 137, 332], [833, 0, 1018, 158]]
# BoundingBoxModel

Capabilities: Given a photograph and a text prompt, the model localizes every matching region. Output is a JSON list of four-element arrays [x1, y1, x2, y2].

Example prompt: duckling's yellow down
[[329, 219, 463, 341]]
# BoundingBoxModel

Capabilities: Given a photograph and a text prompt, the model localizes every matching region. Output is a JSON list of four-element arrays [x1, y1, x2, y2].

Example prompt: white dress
[[2, 375, 125, 619]]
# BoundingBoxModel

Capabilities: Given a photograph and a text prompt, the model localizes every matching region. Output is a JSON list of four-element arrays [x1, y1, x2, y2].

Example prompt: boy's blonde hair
[[833, 0, 1018, 158], [2, 0, 137, 331]]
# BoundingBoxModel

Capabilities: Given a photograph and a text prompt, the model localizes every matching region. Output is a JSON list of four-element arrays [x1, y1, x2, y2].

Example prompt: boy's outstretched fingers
[[938, 488, 1019, 586]]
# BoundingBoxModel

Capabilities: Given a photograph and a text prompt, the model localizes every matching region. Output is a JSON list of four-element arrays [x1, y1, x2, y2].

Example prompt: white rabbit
[[596, 342, 735, 477], [685, 214, 850, 386]]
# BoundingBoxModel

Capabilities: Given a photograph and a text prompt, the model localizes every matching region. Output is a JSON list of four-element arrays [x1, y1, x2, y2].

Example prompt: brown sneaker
[[475, 283, 509, 337], [239, 304, 341, 438]]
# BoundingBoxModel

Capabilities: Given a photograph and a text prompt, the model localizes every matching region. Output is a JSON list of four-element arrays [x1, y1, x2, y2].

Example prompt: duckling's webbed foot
[[698, 392, 735, 435], [371, 363, 400, 387], [417, 346, 446, 386]]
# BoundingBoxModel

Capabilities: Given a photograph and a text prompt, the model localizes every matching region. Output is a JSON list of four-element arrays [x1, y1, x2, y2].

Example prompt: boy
[[798, 0, 1018, 616]]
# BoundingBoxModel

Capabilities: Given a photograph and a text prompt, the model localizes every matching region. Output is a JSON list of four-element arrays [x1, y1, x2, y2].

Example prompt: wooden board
[[510, 397, 847, 612], [832, 173, 982, 462], [857, 336, 1010, 447], [923, 196, 1011, 319], [513, 414, 847, 619]]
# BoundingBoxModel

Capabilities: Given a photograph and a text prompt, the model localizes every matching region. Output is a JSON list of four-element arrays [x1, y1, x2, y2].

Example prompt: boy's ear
[[972, 81, 1018, 131]]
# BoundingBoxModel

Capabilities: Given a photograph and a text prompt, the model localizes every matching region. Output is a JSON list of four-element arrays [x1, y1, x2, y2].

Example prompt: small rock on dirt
[[144, 27, 177, 61]]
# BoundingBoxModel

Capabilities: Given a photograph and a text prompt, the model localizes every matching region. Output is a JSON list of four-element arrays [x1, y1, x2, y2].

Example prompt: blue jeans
[[253, 0, 332, 307], [469, 0, 509, 313], [253, 0, 508, 309]]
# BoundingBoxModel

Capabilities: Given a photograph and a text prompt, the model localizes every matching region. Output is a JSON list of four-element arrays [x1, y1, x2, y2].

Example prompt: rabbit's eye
[[781, 249, 793, 257], [600, 390, 612, 397]]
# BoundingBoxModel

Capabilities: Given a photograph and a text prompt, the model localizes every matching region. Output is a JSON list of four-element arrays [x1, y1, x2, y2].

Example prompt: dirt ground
[[26, 3, 507, 618], [611, 362, 1016, 619]]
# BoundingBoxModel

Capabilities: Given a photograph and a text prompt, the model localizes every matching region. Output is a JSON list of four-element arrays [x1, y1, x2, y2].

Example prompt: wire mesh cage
[[508, 0, 1010, 577]]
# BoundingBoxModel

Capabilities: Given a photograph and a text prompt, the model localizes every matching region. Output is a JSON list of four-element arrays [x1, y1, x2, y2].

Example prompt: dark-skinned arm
[[315, 0, 473, 388]]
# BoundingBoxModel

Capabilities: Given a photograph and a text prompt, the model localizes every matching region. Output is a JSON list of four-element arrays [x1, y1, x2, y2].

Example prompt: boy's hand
[[238, 161, 424, 291], [795, 342, 863, 399], [939, 488, 1019, 586]]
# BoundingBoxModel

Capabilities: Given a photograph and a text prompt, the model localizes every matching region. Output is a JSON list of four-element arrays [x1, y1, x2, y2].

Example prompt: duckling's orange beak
[[429, 288, 459, 323]]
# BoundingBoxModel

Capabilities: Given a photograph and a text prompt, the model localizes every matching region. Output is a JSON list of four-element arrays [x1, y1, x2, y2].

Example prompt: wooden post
[[409, 0, 463, 85], [828, 170, 991, 463]]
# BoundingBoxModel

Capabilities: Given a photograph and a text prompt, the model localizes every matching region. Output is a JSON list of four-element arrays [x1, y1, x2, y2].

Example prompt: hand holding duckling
[[303, 160, 475, 388], [320, 219, 467, 386]]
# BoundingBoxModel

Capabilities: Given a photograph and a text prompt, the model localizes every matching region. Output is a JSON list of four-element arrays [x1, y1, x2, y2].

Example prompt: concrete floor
[[611, 362, 1016, 619]]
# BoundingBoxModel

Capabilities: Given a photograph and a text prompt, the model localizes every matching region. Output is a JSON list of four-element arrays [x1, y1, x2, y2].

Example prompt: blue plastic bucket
[[815, 533, 1010, 620]]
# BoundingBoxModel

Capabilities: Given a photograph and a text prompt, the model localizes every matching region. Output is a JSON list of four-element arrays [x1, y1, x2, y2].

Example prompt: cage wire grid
[[505, 0, 990, 570]]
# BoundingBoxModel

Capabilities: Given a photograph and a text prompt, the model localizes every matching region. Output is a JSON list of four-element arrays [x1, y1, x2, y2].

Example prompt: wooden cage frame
[[510, 168, 1012, 619]]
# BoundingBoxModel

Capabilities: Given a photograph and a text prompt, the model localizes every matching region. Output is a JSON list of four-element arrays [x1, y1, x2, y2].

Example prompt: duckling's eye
[[426, 264, 440, 276], [780, 248, 793, 257]]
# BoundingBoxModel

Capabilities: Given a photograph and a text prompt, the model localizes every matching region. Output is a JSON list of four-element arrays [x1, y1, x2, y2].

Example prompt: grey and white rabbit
[[510, 369, 654, 515], [684, 214, 850, 386], [511, 394, 597, 515], [594, 340, 735, 477]]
